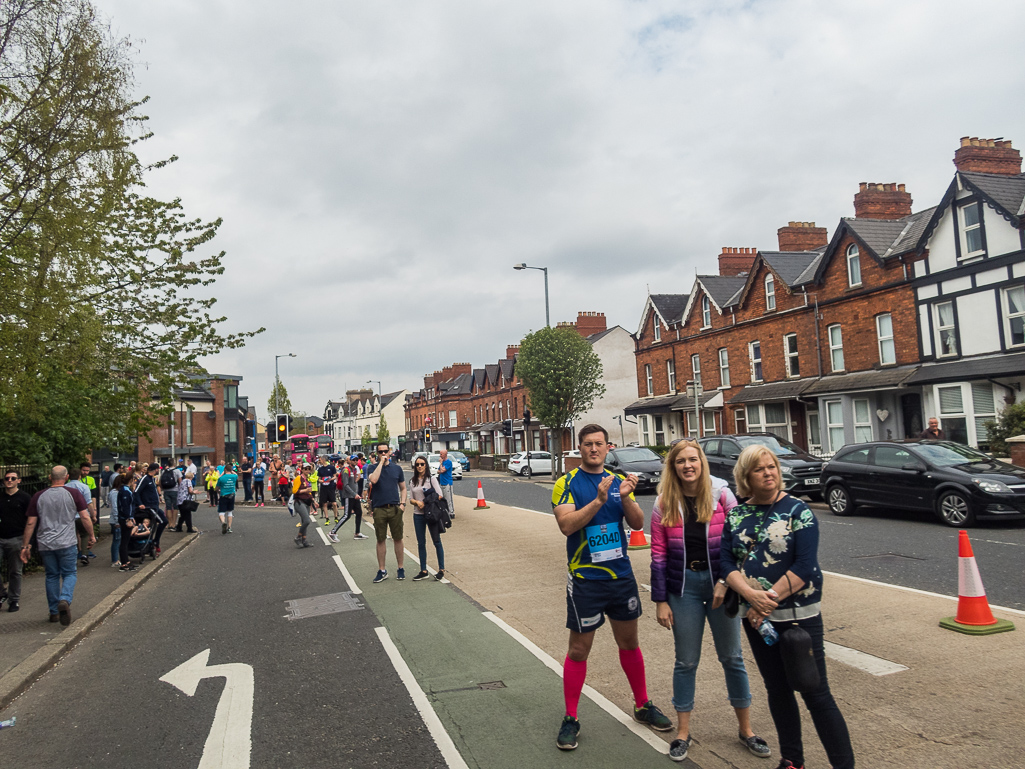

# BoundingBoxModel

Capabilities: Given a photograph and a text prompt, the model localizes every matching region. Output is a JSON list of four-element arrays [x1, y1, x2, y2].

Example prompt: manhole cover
[[284, 591, 364, 620]]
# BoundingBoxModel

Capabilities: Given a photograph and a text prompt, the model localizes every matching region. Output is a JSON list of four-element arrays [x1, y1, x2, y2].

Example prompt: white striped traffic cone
[[475, 480, 490, 509], [939, 530, 1014, 635]]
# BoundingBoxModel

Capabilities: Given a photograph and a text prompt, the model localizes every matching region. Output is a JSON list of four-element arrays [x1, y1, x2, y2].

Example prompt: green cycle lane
[[322, 521, 691, 768]]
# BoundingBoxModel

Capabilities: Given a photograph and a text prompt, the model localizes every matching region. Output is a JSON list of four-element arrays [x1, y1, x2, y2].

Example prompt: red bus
[[288, 434, 314, 465], [312, 434, 333, 458]]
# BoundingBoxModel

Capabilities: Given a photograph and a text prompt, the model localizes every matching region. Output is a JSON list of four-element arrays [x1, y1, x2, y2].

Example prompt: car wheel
[[827, 484, 855, 516], [521, 466, 532, 478], [936, 490, 975, 527]]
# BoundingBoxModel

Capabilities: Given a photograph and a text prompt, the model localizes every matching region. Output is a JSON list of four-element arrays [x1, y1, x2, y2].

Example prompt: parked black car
[[821, 440, 1025, 527], [603, 446, 664, 492], [698, 433, 824, 500]]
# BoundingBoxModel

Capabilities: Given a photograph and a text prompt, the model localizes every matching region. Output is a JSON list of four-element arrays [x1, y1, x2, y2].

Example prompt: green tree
[[0, 0, 261, 465], [267, 380, 294, 421], [361, 425, 373, 447], [984, 401, 1025, 456], [377, 415, 391, 446], [515, 325, 605, 475]]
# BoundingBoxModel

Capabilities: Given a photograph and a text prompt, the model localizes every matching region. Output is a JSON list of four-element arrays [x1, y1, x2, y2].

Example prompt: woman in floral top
[[721, 445, 854, 769]]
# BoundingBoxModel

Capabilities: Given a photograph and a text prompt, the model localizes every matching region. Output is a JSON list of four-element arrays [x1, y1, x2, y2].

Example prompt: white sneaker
[[353, 533, 368, 540], [328, 533, 339, 543]]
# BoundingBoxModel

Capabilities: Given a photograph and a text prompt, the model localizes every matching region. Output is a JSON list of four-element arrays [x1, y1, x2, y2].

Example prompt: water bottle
[[757, 620, 778, 646], [0, 717, 16, 729]]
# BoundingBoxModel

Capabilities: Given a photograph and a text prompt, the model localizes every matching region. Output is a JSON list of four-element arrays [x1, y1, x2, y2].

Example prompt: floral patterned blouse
[[719, 494, 823, 621]]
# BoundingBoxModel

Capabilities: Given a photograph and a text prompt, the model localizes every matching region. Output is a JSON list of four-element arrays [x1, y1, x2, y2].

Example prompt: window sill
[[700, 325, 711, 331]]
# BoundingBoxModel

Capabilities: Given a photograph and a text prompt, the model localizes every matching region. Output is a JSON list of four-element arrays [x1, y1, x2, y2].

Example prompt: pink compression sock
[[619, 647, 649, 708], [563, 656, 587, 719]]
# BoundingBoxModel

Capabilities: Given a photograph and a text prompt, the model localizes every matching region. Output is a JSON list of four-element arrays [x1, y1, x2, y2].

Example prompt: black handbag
[[722, 587, 740, 618], [778, 575, 820, 693]]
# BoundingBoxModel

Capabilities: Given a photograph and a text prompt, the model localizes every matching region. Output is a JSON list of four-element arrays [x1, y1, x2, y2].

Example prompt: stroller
[[126, 515, 158, 562]]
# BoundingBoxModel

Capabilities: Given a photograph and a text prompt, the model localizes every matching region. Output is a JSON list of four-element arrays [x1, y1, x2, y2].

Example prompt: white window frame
[[765, 274, 776, 311], [784, 333, 800, 378], [846, 243, 862, 287], [666, 359, 676, 394], [701, 295, 711, 328], [734, 407, 747, 433], [640, 415, 650, 445], [747, 404, 763, 432], [935, 301, 958, 358], [762, 402, 790, 440], [749, 341, 763, 383], [644, 363, 653, 396], [828, 324, 844, 372], [934, 383, 997, 448], [653, 415, 666, 445], [654, 319, 661, 342], [825, 399, 844, 453], [876, 313, 895, 365], [1003, 286, 1025, 349], [959, 201, 985, 259], [691, 353, 701, 383], [853, 399, 872, 443], [702, 410, 716, 436], [449, 410, 457, 428], [718, 348, 730, 388]]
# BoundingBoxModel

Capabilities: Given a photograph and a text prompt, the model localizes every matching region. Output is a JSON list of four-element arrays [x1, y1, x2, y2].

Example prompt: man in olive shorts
[[366, 443, 407, 583]]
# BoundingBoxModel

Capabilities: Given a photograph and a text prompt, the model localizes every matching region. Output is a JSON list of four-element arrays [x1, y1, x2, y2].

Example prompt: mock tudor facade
[[628, 137, 1025, 454]]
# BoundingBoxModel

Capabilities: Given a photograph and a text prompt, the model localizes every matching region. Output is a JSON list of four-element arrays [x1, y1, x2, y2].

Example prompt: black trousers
[[743, 613, 854, 769], [254, 480, 265, 503]]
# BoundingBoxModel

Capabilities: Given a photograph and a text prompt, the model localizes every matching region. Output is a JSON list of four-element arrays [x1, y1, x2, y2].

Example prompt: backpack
[[160, 468, 177, 489]]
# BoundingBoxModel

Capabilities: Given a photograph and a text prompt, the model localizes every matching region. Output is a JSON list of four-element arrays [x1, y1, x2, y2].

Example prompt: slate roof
[[473, 368, 486, 391], [760, 252, 821, 287], [802, 366, 919, 396], [842, 207, 935, 260], [650, 293, 689, 325], [484, 364, 500, 386], [624, 394, 685, 416], [444, 373, 474, 395], [380, 390, 404, 407], [794, 252, 824, 285], [499, 358, 515, 381], [905, 352, 1025, 385], [697, 276, 747, 309], [960, 171, 1025, 225], [727, 379, 812, 404], [671, 391, 726, 411]]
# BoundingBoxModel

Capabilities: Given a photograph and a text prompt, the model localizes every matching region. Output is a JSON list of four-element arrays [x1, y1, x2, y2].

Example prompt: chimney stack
[[777, 221, 828, 251], [953, 137, 1021, 175], [853, 183, 913, 220], [575, 311, 607, 338], [505, 346, 520, 360], [718, 247, 758, 276], [452, 362, 472, 376]]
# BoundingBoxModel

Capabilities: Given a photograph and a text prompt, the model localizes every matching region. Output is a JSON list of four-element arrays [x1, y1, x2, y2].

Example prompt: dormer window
[[765, 274, 776, 311], [960, 202, 985, 258], [701, 295, 711, 328], [846, 243, 862, 287]]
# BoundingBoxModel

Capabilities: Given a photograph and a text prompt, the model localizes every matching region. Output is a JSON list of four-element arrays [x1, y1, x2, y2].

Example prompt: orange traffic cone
[[627, 527, 650, 551], [475, 480, 490, 509], [940, 531, 1014, 635]]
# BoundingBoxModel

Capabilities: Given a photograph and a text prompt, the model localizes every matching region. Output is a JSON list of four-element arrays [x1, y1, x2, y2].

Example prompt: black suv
[[698, 433, 824, 500], [821, 440, 1025, 527]]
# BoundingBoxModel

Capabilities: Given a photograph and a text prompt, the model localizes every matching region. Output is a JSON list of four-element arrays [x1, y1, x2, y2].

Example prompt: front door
[[901, 393, 923, 439]]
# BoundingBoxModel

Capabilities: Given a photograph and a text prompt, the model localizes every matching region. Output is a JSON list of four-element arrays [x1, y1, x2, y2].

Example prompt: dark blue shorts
[[565, 573, 642, 633], [218, 494, 235, 513]]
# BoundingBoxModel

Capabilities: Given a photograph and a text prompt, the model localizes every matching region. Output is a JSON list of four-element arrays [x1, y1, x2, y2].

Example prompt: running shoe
[[773, 762, 802, 769], [87, 551, 96, 558], [412, 570, 430, 581], [669, 736, 691, 762], [435, 569, 445, 581], [373, 570, 388, 583], [294, 536, 304, 548], [633, 701, 673, 731], [353, 533, 368, 540], [556, 716, 580, 750], [57, 600, 71, 626], [323, 519, 330, 525], [222, 522, 228, 534], [740, 733, 772, 758], [227, 528, 233, 533], [396, 568, 405, 580], [328, 533, 339, 543]]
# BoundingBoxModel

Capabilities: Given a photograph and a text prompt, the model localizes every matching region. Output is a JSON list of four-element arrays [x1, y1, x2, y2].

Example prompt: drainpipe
[[814, 295, 824, 379]]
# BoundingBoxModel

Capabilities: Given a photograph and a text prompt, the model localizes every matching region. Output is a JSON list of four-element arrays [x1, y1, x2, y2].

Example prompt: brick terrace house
[[135, 374, 248, 466], [403, 312, 638, 456], [627, 137, 1025, 454], [325, 388, 408, 456]]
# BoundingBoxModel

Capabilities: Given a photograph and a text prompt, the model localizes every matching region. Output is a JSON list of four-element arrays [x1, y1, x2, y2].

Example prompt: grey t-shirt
[[28, 486, 89, 552]]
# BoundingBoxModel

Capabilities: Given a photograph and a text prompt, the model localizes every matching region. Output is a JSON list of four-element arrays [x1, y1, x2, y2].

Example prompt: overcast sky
[[95, 0, 1025, 421]]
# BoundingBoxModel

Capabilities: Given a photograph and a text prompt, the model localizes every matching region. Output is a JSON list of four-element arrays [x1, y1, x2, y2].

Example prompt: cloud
[[95, 0, 1025, 417]]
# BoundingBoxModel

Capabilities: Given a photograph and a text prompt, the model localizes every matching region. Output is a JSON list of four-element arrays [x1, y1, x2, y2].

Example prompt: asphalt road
[[0, 505, 446, 768], [453, 473, 1025, 610]]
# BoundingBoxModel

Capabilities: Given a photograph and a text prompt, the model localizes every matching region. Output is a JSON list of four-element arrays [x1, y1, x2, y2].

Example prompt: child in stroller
[[126, 515, 158, 562]]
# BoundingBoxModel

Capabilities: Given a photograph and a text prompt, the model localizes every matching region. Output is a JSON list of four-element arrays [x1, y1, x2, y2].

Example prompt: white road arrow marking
[[160, 649, 254, 769]]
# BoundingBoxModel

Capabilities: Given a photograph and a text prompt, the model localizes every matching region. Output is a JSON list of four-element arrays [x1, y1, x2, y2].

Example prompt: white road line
[[314, 525, 331, 545], [332, 555, 362, 595], [402, 548, 450, 583], [822, 570, 1025, 617], [823, 642, 908, 676], [482, 612, 669, 755], [374, 627, 469, 769]]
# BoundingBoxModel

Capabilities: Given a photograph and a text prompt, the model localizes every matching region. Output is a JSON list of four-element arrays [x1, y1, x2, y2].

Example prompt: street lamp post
[[513, 263, 550, 328]]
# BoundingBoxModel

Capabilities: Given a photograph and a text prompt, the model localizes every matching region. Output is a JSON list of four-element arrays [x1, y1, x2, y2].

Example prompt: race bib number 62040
[[585, 523, 623, 563]]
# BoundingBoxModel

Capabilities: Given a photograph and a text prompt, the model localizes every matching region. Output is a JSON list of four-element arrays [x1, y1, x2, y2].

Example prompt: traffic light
[[276, 414, 289, 440], [424, 427, 432, 443], [523, 408, 531, 428], [502, 419, 512, 437]]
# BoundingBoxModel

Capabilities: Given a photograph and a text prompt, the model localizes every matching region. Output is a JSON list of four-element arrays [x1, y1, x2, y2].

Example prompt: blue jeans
[[109, 524, 121, 564], [743, 613, 854, 769], [666, 570, 751, 712], [39, 546, 78, 614], [413, 514, 444, 571]]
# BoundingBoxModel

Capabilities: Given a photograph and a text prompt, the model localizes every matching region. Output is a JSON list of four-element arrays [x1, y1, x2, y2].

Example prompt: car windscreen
[[614, 448, 661, 462], [736, 435, 800, 456], [913, 443, 991, 468], [428, 454, 441, 462]]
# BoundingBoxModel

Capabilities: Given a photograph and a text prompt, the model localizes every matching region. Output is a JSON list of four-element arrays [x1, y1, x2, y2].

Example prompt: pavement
[[0, 487, 1020, 768]]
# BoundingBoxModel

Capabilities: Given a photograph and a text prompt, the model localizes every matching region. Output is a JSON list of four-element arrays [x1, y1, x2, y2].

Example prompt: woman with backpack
[[650, 439, 770, 764]]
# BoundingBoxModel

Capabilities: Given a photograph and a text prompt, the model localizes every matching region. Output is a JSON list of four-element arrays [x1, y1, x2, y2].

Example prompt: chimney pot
[[953, 136, 1021, 175], [777, 221, 828, 251], [854, 182, 913, 220]]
